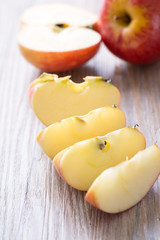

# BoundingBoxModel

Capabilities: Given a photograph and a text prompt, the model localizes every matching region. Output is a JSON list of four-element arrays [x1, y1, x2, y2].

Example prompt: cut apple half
[[18, 3, 101, 72], [53, 127, 146, 191], [29, 73, 121, 126], [85, 145, 160, 214]]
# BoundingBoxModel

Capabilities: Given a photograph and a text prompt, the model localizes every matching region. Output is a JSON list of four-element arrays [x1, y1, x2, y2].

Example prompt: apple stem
[[112, 104, 118, 108], [104, 79, 112, 83], [134, 124, 140, 128]]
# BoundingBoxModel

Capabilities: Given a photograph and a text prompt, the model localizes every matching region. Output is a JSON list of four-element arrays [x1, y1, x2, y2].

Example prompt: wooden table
[[1, 0, 160, 239]]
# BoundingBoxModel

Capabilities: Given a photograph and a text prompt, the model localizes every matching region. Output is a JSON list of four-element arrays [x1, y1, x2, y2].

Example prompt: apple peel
[[85, 145, 160, 214]]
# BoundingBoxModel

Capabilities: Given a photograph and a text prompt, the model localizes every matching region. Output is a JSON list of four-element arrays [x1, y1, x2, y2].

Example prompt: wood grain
[[0, 0, 160, 239]]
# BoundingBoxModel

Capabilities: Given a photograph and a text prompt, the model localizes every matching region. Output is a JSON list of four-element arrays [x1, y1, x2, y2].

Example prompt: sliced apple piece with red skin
[[29, 73, 121, 126], [37, 105, 126, 159], [85, 145, 160, 214], [18, 3, 101, 72], [53, 127, 146, 191]]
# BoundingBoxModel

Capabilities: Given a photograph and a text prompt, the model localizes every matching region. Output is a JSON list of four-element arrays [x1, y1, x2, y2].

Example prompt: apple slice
[[18, 3, 101, 72], [37, 105, 126, 159], [29, 73, 121, 126], [85, 145, 160, 214], [53, 127, 146, 191]]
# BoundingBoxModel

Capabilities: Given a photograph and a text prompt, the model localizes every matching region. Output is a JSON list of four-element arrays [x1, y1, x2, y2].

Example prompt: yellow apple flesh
[[53, 127, 146, 191], [29, 74, 121, 126], [85, 145, 160, 213], [37, 106, 126, 159]]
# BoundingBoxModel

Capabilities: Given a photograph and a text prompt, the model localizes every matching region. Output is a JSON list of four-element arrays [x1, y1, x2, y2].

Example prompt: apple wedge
[[85, 145, 160, 214], [37, 105, 126, 158], [18, 3, 101, 72], [29, 73, 121, 126], [53, 127, 146, 191]]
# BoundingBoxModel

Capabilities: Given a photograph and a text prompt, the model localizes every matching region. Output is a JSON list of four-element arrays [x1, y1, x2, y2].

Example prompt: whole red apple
[[97, 0, 160, 64]]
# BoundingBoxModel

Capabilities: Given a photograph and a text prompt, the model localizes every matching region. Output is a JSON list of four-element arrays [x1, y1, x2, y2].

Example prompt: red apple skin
[[97, 0, 160, 64], [19, 42, 100, 72], [85, 189, 100, 209], [28, 82, 39, 105], [85, 145, 160, 214], [53, 150, 67, 181]]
